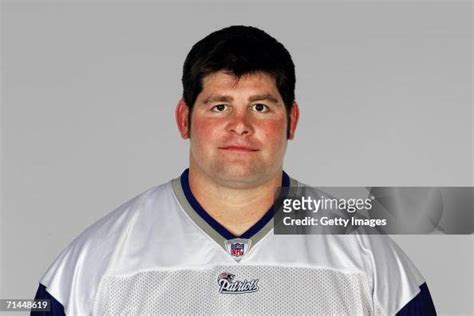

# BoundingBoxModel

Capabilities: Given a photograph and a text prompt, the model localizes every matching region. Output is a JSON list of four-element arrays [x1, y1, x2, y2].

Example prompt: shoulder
[[354, 232, 435, 314], [287, 178, 432, 314], [38, 182, 173, 315], [48, 182, 171, 260]]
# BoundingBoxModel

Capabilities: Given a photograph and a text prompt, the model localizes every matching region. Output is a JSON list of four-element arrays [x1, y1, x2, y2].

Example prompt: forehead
[[200, 71, 280, 95]]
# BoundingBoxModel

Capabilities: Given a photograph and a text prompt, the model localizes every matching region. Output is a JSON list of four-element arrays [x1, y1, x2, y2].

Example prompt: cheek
[[190, 117, 222, 143], [258, 119, 288, 145]]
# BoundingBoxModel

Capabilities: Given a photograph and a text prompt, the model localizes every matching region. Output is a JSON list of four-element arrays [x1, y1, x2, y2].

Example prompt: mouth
[[219, 145, 259, 152]]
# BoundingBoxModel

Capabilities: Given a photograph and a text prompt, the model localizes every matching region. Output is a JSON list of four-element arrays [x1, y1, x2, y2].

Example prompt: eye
[[211, 104, 228, 112], [251, 103, 269, 113]]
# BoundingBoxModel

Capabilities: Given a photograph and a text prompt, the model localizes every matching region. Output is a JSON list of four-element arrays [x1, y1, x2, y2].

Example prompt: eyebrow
[[203, 93, 280, 104], [203, 96, 233, 104], [249, 94, 279, 104]]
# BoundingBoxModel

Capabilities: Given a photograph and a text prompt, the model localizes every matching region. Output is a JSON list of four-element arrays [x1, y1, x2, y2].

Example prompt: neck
[[188, 167, 283, 237]]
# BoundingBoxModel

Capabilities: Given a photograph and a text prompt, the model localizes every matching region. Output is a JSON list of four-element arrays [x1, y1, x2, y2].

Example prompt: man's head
[[181, 25, 296, 137], [176, 26, 299, 188]]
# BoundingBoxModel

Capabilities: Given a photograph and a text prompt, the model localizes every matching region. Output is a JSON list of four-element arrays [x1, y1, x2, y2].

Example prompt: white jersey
[[37, 171, 434, 315]]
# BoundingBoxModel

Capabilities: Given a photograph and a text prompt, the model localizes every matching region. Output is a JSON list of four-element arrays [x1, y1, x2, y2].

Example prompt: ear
[[288, 102, 300, 140], [176, 97, 190, 139]]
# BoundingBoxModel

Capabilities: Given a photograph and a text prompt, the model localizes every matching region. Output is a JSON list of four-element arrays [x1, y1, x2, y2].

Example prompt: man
[[34, 25, 436, 315]]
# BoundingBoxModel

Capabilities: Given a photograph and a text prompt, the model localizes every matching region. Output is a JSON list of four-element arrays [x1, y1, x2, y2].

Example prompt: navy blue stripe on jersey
[[396, 282, 437, 316], [180, 169, 290, 240], [31, 283, 65, 316], [241, 172, 289, 239]]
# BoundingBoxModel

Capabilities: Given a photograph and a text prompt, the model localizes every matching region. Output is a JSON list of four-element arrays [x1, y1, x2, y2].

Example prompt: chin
[[212, 166, 271, 188]]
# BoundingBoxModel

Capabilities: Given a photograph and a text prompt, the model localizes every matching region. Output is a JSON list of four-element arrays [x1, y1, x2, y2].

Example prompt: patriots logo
[[217, 272, 259, 294]]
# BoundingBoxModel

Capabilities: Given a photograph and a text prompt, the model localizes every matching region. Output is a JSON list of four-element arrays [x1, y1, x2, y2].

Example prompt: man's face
[[177, 70, 298, 188]]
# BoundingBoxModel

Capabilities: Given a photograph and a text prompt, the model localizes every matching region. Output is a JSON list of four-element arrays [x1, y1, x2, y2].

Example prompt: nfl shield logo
[[231, 243, 244, 257], [225, 238, 251, 262]]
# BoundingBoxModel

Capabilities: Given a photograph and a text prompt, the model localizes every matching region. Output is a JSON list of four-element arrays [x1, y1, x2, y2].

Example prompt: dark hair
[[182, 25, 296, 134]]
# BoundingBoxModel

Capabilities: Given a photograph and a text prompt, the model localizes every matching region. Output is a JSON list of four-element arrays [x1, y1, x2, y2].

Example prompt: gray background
[[1, 1, 473, 315]]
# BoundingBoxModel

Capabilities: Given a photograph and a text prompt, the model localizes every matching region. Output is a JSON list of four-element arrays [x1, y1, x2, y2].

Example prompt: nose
[[227, 110, 254, 136]]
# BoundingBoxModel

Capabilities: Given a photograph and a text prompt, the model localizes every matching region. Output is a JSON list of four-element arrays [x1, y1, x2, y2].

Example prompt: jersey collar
[[171, 169, 294, 256]]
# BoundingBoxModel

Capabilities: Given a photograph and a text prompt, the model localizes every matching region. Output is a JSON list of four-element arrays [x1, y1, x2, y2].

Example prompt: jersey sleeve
[[356, 233, 437, 315], [31, 283, 65, 316], [36, 193, 142, 314], [396, 282, 437, 315]]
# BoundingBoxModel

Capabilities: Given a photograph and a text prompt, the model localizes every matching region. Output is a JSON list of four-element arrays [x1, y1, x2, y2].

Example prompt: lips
[[219, 145, 259, 152]]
